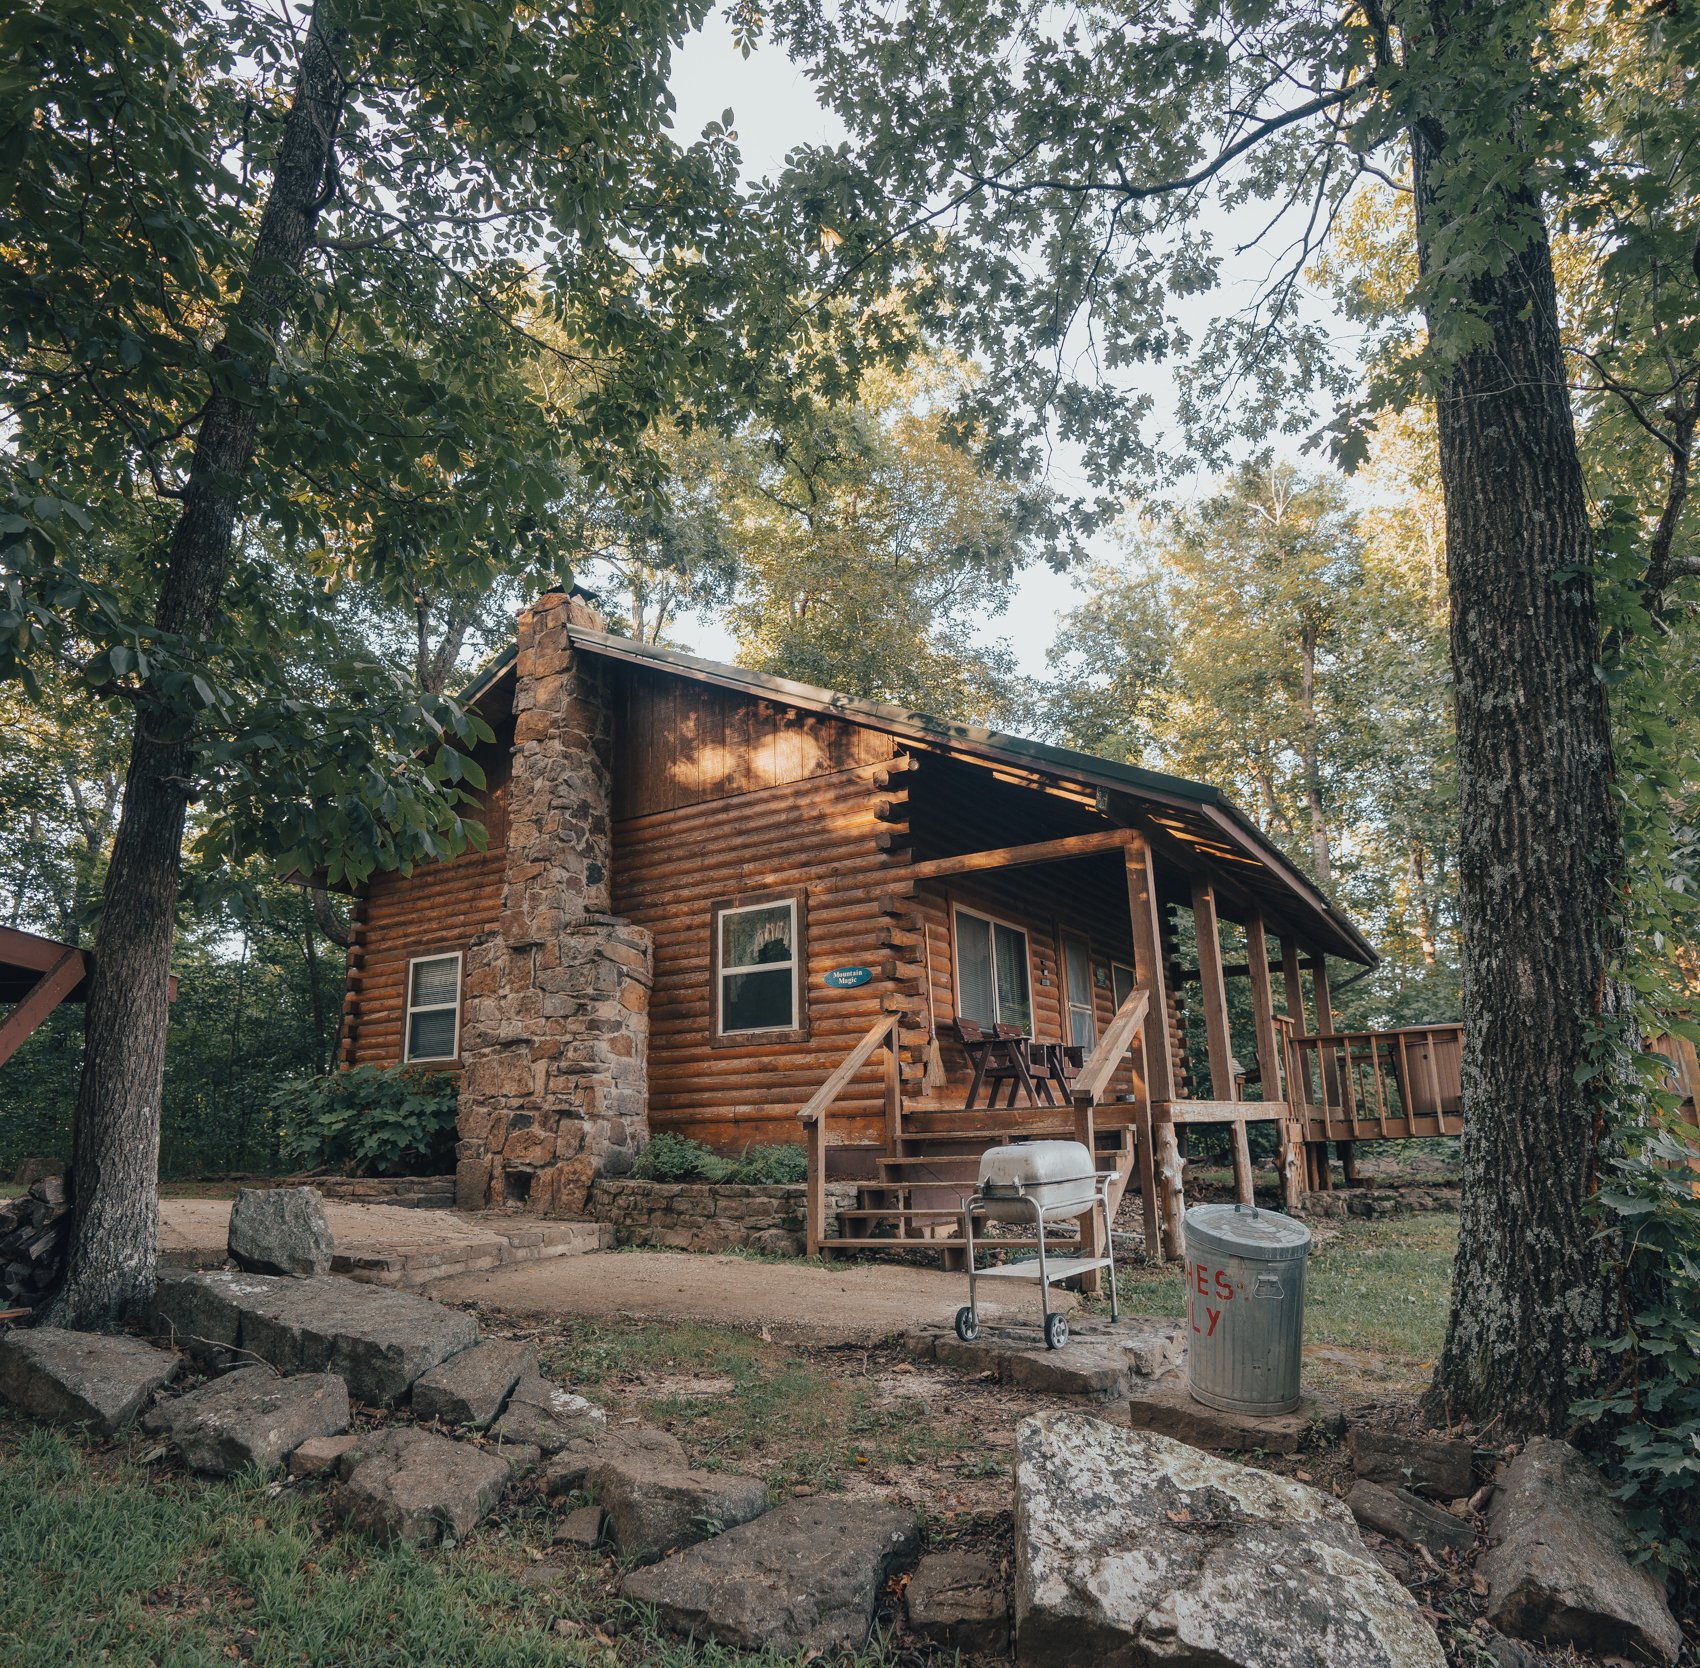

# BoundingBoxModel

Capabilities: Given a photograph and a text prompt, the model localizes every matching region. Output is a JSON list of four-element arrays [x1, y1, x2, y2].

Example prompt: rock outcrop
[[621, 1497, 918, 1654], [150, 1271, 477, 1405], [487, 1370, 605, 1453], [143, 1367, 349, 1476], [0, 1327, 178, 1434], [904, 1548, 1009, 1657], [332, 1426, 511, 1545], [586, 1450, 768, 1563], [1482, 1437, 1680, 1665], [412, 1339, 535, 1427], [1013, 1411, 1446, 1668]]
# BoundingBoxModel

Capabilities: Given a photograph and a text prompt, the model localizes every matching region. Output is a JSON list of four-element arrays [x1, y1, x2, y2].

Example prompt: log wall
[[339, 730, 512, 1072], [612, 751, 910, 1150], [913, 878, 1147, 1105], [612, 666, 890, 819]]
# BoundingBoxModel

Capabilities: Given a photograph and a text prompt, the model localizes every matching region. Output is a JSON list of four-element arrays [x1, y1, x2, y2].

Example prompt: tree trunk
[[49, 3, 348, 1328], [1409, 840, 1438, 969], [1297, 625, 1331, 882], [1408, 8, 1622, 1434]]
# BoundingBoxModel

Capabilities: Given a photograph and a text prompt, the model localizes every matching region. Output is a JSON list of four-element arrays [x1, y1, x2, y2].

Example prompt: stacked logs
[[1, 1174, 70, 1315]]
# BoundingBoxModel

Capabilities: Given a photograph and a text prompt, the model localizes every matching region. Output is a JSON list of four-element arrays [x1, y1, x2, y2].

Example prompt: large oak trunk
[[49, 5, 347, 1328], [1409, 11, 1622, 1433]]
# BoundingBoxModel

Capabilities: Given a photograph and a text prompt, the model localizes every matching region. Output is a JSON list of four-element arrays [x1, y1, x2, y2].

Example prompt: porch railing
[[1284, 1022, 1464, 1140], [1069, 985, 1171, 1263]]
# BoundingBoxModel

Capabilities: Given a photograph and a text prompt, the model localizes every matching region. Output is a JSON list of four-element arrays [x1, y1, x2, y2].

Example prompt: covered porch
[[795, 742, 1461, 1262]]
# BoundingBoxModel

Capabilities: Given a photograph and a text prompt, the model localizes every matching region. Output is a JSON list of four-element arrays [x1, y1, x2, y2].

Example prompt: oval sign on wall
[[823, 965, 873, 989]]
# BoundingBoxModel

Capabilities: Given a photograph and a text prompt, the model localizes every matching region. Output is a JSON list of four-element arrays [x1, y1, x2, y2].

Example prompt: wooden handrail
[[1071, 986, 1150, 1106], [797, 1012, 902, 1257], [1292, 1023, 1462, 1046], [797, 1013, 899, 1126]]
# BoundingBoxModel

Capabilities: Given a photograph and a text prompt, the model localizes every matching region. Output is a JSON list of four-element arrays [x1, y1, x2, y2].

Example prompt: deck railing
[[1284, 1022, 1464, 1140]]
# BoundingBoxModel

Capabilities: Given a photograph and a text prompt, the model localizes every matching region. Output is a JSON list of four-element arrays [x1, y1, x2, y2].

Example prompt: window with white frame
[[1063, 934, 1096, 1051], [404, 953, 462, 1061], [715, 899, 799, 1035], [952, 906, 1033, 1033]]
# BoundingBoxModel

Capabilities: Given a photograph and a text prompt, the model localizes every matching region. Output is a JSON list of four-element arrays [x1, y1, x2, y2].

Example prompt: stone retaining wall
[[310, 1176, 455, 1210], [587, 1177, 858, 1257]]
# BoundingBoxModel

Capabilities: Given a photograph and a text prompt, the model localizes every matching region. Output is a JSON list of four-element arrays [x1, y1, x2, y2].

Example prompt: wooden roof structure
[[460, 624, 1378, 968], [0, 926, 89, 1069]]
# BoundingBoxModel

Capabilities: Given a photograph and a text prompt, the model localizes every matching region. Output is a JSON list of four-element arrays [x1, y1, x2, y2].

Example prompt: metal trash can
[[1182, 1203, 1312, 1415]]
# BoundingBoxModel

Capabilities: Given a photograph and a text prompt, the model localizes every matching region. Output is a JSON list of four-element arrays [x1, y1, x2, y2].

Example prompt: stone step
[[330, 1218, 605, 1289]]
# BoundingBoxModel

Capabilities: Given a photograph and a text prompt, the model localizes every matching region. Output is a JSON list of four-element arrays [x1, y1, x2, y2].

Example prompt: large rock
[[1014, 1411, 1446, 1668], [412, 1339, 535, 1427], [0, 1327, 178, 1434], [908, 1314, 1183, 1401], [588, 1451, 768, 1563], [332, 1426, 511, 1545], [544, 1422, 687, 1496], [149, 1272, 477, 1405], [1482, 1437, 1681, 1664], [621, 1497, 919, 1653], [487, 1370, 605, 1454], [905, 1548, 1009, 1657], [227, 1186, 333, 1276], [142, 1367, 349, 1476]]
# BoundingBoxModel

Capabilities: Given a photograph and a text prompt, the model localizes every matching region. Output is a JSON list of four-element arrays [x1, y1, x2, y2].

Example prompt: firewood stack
[[1, 1175, 70, 1315]]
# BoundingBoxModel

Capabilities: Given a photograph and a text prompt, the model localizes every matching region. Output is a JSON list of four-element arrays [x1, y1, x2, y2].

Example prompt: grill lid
[[977, 1139, 1095, 1190], [1183, 1202, 1312, 1263]]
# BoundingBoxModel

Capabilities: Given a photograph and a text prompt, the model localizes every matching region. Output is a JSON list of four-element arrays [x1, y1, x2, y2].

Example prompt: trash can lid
[[1183, 1203, 1313, 1263]]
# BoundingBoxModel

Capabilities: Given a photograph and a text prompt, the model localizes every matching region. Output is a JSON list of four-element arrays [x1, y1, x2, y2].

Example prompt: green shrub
[[628, 1132, 732, 1182], [724, 1142, 808, 1185], [271, 1065, 459, 1177], [628, 1133, 807, 1186], [1574, 1104, 1700, 1595]]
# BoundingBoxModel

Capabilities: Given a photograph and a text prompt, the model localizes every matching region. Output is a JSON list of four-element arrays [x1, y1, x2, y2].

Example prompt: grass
[[0, 1418, 914, 1668], [0, 1210, 1461, 1666], [539, 1320, 973, 1493]]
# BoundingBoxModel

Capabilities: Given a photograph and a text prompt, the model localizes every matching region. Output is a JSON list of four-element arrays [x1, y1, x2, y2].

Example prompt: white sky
[[663, 15, 1346, 680]]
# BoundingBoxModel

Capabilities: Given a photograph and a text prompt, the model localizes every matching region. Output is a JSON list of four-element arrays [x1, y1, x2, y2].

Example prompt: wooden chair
[[955, 1018, 1039, 1108], [995, 1023, 1061, 1106]]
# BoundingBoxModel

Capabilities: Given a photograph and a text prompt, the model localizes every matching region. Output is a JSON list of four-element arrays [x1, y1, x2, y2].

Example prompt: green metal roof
[[457, 624, 1377, 966]]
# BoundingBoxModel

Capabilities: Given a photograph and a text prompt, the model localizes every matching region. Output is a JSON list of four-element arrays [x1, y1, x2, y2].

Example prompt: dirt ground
[[429, 1247, 1065, 1343], [157, 1196, 592, 1262]]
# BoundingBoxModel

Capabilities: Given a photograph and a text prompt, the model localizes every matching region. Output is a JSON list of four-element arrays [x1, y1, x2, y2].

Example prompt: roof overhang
[[548, 627, 1377, 966]]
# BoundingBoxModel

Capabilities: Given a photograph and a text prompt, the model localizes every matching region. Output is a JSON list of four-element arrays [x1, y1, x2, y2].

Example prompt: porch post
[[1281, 936, 1330, 1191], [1312, 959, 1357, 1183], [1192, 880, 1251, 1205], [804, 1115, 826, 1258], [1246, 915, 1303, 1211], [1126, 832, 1184, 1258]]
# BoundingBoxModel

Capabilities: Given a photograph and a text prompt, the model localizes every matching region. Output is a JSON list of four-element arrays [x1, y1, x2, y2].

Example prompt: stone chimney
[[455, 591, 652, 1214]]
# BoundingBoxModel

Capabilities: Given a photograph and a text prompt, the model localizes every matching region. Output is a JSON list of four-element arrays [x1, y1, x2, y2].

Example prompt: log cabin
[[336, 589, 1463, 1259]]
